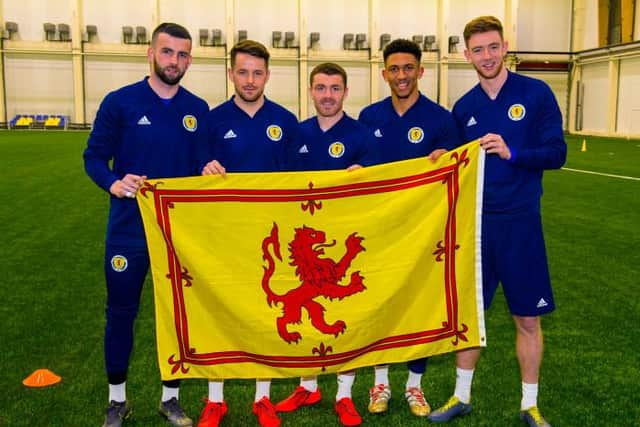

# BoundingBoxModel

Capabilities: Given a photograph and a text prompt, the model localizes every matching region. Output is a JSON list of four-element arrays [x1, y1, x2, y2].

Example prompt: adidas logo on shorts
[[536, 298, 549, 308]]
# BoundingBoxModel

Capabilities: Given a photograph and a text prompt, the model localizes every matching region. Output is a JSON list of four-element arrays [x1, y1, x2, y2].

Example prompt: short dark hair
[[151, 22, 192, 45], [383, 38, 422, 63], [230, 39, 270, 68], [463, 16, 504, 46], [309, 62, 347, 87]]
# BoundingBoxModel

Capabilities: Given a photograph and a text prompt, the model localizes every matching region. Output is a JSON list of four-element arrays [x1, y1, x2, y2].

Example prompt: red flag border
[[144, 150, 472, 374]]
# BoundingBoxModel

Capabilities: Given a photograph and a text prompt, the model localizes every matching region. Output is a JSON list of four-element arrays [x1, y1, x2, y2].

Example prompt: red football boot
[[274, 386, 322, 412], [197, 399, 228, 427], [335, 397, 362, 426], [252, 396, 281, 427]]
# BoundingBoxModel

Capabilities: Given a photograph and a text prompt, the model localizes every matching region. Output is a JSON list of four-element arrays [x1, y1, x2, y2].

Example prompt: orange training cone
[[581, 139, 587, 152], [23, 368, 62, 387]]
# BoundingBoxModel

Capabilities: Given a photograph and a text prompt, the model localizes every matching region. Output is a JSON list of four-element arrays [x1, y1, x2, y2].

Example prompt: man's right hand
[[201, 160, 227, 177], [110, 173, 147, 198]]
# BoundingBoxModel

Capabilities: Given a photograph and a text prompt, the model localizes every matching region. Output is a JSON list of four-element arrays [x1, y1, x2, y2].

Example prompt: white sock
[[374, 365, 389, 386], [108, 382, 126, 402], [300, 376, 318, 392], [336, 373, 355, 400], [161, 385, 179, 402], [406, 370, 422, 389], [255, 379, 271, 401], [453, 368, 474, 403], [521, 382, 538, 410], [208, 380, 224, 402]]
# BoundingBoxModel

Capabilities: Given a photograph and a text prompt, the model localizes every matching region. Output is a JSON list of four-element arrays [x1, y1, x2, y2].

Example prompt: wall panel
[[235, 0, 299, 47], [447, 65, 476, 109], [447, 0, 504, 47], [517, 0, 571, 52], [159, 0, 226, 42], [83, 0, 154, 44], [2, 0, 638, 134], [617, 57, 640, 134], [84, 57, 147, 123], [580, 62, 609, 133], [377, 0, 437, 42], [307, 0, 368, 51], [4, 0, 70, 41], [5, 55, 74, 118]]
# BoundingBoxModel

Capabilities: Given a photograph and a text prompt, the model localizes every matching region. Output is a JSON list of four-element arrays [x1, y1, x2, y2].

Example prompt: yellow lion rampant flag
[[137, 141, 485, 380]]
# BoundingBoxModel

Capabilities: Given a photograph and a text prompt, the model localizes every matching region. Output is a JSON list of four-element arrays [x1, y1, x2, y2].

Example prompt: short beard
[[154, 60, 184, 86], [236, 89, 264, 103], [315, 100, 341, 117]]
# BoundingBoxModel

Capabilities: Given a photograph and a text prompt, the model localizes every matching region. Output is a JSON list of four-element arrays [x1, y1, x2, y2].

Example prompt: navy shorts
[[481, 211, 555, 316]]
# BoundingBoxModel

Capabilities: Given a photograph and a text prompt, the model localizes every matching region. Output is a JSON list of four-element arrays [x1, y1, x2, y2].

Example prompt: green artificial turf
[[1, 131, 638, 426]]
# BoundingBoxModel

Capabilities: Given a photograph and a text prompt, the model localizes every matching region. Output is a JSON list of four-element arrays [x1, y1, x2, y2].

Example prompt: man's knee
[[514, 316, 541, 336]]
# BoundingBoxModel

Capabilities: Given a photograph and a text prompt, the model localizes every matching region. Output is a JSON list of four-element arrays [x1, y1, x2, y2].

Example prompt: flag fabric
[[137, 141, 486, 380]]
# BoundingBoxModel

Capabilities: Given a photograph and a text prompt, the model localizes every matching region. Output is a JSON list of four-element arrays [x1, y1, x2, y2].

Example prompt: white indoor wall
[[617, 57, 640, 135], [83, 58, 226, 123], [447, 65, 476, 109], [4, 55, 74, 118], [376, 0, 437, 41], [84, 0, 155, 44], [159, 0, 226, 43], [4, 0, 70, 41], [376, 64, 387, 101], [341, 64, 370, 117], [580, 62, 609, 133], [578, 0, 600, 50], [307, 0, 368, 51], [3, 0, 640, 132], [266, 61, 299, 115], [84, 58, 147, 123], [447, 0, 505, 47], [419, 64, 439, 101], [235, 0, 299, 46], [517, 0, 571, 51], [180, 60, 226, 110], [443, 0, 505, 111]]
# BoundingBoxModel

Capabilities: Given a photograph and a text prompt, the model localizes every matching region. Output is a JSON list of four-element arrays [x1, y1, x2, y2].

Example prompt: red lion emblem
[[261, 223, 366, 343]]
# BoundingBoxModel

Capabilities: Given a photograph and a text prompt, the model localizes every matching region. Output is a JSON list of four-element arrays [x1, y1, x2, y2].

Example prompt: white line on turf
[[562, 167, 640, 181]]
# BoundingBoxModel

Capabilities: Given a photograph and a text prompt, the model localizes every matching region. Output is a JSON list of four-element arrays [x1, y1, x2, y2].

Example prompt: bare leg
[[456, 347, 481, 370], [514, 315, 543, 384]]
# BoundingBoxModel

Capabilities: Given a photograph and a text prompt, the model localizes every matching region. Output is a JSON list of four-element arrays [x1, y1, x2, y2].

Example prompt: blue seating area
[[9, 114, 68, 129]]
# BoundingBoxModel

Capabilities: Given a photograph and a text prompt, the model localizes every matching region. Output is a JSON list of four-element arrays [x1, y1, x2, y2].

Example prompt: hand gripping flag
[[137, 141, 486, 379]]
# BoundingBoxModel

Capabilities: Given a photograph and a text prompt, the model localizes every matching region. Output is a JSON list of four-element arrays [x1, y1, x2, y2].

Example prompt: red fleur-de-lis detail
[[312, 342, 334, 371], [433, 241, 460, 262], [452, 324, 469, 346], [301, 182, 322, 215], [168, 354, 190, 374], [433, 240, 446, 262], [166, 267, 193, 287], [450, 149, 470, 168], [139, 180, 163, 198], [180, 267, 193, 287]]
